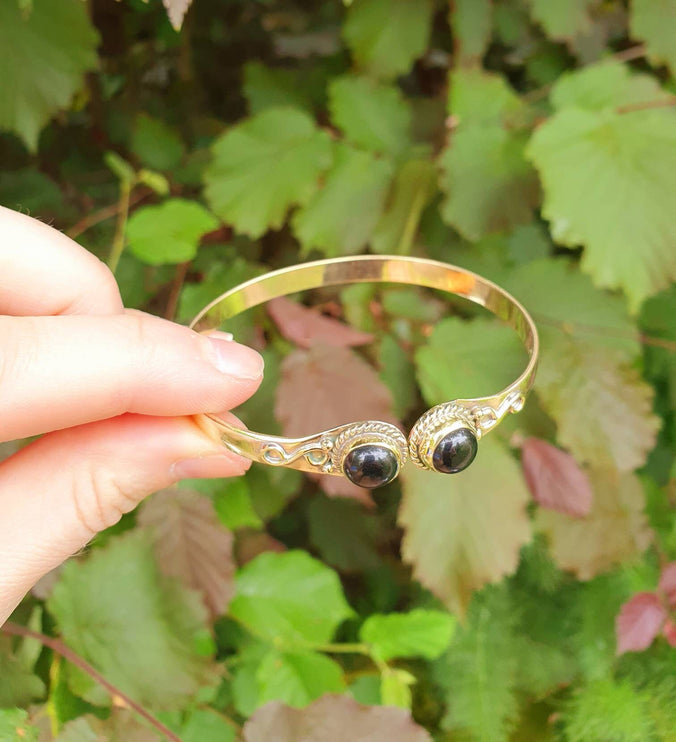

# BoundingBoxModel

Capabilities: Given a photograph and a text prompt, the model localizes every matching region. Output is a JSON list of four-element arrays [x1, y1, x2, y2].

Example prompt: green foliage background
[[1, 0, 675, 740]]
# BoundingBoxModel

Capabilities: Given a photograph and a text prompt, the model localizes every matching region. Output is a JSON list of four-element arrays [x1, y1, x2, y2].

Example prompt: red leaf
[[658, 562, 676, 607], [615, 592, 667, 655], [663, 618, 676, 647], [522, 438, 593, 517], [268, 297, 374, 349], [275, 344, 399, 503]]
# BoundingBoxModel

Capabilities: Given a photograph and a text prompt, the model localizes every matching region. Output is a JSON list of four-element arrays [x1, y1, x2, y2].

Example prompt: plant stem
[[107, 180, 132, 275], [2, 622, 181, 742], [308, 642, 371, 655], [67, 189, 148, 240]]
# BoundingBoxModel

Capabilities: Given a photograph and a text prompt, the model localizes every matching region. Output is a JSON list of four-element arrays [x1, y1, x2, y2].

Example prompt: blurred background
[[0, 0, 674, 740]]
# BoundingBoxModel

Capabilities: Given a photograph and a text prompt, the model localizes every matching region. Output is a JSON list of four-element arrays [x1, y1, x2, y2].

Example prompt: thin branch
[[67, 189, 149, 240], [164, 261, 191, 320], [107, 181, 132, 275], [1, 622, 181, 742], [617, 97, 676, 114], [612, 44, 647, 63]]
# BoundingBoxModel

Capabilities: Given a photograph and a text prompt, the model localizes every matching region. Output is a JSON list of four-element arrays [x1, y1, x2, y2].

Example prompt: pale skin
[[0, 205, 264, 625]]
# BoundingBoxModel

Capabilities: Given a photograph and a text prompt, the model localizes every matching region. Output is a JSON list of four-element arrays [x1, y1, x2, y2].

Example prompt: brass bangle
[[190, 255, 539, 489]]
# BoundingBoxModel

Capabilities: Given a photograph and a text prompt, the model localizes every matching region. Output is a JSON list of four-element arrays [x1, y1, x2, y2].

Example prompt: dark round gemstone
[[343, 444, 399, 488], [432, 428, 478, 473]]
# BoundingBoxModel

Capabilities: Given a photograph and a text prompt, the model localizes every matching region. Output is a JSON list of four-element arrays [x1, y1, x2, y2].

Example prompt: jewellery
[[191, 256, 539, 489]]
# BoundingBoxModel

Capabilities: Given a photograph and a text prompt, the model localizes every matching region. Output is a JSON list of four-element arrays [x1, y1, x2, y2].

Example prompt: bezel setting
[[409, 403, 480, 472]]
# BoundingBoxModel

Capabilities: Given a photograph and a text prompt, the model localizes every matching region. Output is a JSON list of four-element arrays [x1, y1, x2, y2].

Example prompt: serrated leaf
[[507, 223, 551, 264], [616, 592, 667, 655], [658, 562, 676, 606], [0, 637, 45, 706], [126, 199, 218, 265], [527, 0, 595, 41], [379, 333, 418, 419], [307, 495, 382, 572], [131, 114, 184, 171], [275, 344, 399, 501], [229, 550, 353, 645], [257, 650, 345, 708], [371, 159, 436, 255], [562, 679, 656, 742], [0, 168, 65, 216], [48, 532, 215, 709], [328, 75, 411, 157], [536, 468, 653, 580], [399, 438, 531, 616], [449, 68, 524, 126], [0, 0, 98, 150], [415, 316, 527, 405], [293, 143, 393, 256], [439, 125, 539, 240], [343, 0, 434, 80], [630, 0, 676, 74], [535, 336, 659, 471], [214, 478, 263, 530], [181, 709, 236, 742], [0, 709, 38, 742], [522, 438, 593, 517], [138, 487, 235, 618], [204, 107, 333, 238], [360, 609, 455, 662], [450, 0, 492, 65], [551, 62, 667, 113], [243, 62, 316, 115], [267, 297, 374, 349], [527, 104, 676, 310], [243, 694, 431, 741]]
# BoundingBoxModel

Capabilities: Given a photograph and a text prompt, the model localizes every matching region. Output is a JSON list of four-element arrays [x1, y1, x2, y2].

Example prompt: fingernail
[[172, 453, 251, 480], [204, 336, 264, 380]]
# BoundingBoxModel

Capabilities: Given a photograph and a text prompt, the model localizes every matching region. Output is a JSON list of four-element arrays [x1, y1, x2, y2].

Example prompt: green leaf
[[0, 168, 65, 216], [0, 638, 45, 707], [181, 709, 236, 742], [0, 709, 38, 742], [55, 710, 162, 741], [204, 107, 333, 238], [328, 75, 411, 158], [415, 316, 527, 405], [379, 333, 418, 419], [214, 478, 263, 531], [450, 0, 492, 65], [630, 0, 676, 74], [371, 159, 436, 255], [130, 114, 184, 171], [534, 336, 660, 472], [126, 198, 218, 265], [562, 679, 656, 742], [360, 609, 456, 662], [136, 169, 170, 196], [48, 532, 215, 709], [292, 143, 393, 256], [307, 495, 382, 572], [243, 62, 316, 115], [506, 223, 551, 265], [0, 0, 98, 150], [229, 550, 353, 645], [256, 650, 345, 708], [343, 0, 434, 80], [436, 587, 520, 742], [527, 102, 676, 311], [439, 125, 538, 240], [448, 68, 524, 126], [550, 63, 667, 113], [399, 438, 531, 616], [380, 668, 415, 709], [526, 0, 595, 41], [104, 151, 136, 185]]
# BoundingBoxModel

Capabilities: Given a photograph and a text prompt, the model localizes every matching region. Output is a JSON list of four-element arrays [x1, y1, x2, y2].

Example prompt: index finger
[[0, 206, 124, 316]]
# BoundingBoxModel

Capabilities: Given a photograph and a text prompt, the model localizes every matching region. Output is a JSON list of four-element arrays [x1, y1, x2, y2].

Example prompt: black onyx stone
[[343, 444, 399, 488], [432, 428, 478, 473]]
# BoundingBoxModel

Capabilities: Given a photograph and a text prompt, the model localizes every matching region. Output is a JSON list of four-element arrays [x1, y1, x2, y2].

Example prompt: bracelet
[[190, 256, 539, 489]]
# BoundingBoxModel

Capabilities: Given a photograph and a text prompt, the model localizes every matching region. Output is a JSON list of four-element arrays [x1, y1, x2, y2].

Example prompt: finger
[[0, 205, 123, 316], [0, 413, 249, 626], [0, 312, 264, 441]]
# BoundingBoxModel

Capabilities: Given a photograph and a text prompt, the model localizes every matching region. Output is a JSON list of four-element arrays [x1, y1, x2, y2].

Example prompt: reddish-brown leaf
[[663, 618, 676, 647], [138, 487, 235, 618], [268, 297, 374, 349], [658, 561, 676, 607], [243, 695, 431, 742], [522, 437, 592, 517], [162, 0, 193, 30], [615, 592, 667, 655], [275, 344, 400, 502], [236, 530, 286, 565]]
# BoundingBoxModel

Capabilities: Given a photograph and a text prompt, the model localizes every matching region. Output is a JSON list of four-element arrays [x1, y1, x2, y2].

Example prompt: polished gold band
[[190, 256, 539, 488]]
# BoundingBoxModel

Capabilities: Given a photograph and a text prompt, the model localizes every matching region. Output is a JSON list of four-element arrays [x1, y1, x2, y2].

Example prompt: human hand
[[0, 206, 263, 625]]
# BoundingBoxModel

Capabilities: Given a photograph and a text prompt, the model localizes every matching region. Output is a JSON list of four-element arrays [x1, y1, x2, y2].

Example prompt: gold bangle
[[190, 255, 539, 489]]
